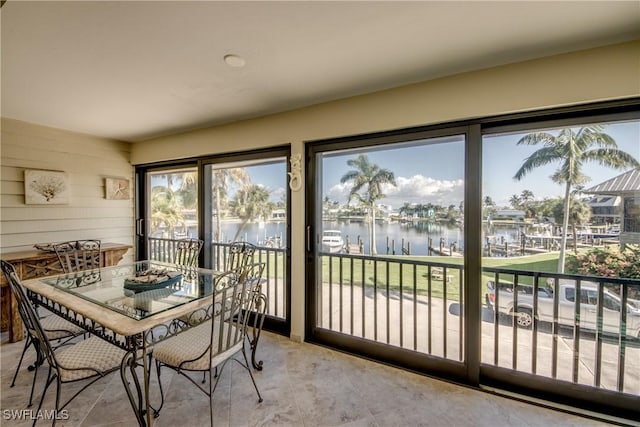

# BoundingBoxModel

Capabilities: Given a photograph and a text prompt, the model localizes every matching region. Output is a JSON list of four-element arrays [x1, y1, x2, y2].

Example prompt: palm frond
[[516, 132, 555, 146], [513, 146, 562, 180]]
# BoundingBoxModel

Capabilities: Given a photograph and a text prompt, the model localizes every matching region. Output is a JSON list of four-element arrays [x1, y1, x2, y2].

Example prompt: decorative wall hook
[[288, 153, 302, 192]]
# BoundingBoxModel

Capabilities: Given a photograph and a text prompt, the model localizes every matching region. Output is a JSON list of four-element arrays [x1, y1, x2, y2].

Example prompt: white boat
[[321, 230, 344, 253]]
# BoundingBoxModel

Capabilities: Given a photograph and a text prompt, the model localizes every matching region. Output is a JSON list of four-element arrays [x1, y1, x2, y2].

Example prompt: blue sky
[[244, 120, 639, 209], [483, 121, 640, 206]]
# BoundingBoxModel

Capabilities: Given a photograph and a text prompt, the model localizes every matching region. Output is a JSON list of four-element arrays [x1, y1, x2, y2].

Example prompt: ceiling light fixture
[[223, 54, 246, 68]]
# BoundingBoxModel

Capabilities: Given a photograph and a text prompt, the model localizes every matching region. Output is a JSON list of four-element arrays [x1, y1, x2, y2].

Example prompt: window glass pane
[[205, 157, 288, 321], [315, 134, 465, 362], [207, 159, 287, 248], [481, 119, 640, 394], [148, 168, 198, 239]]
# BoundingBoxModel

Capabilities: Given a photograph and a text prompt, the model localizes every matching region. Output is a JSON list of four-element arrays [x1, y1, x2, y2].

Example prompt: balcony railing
[[319, 252, 465, 361], [210, 241, 286, 320], [147, 238, 287, 321], [483, 267, 639, 395], [317, 251, 640, 397]]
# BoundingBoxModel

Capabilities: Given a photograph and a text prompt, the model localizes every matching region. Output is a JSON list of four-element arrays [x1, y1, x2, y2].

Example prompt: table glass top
[[39, 261, 218, 320]]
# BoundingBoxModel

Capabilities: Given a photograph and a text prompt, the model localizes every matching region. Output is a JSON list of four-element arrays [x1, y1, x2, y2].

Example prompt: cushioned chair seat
[[40, 315, 84, 340], [153, 320, 240, 371], [56, 337, 127, 382]]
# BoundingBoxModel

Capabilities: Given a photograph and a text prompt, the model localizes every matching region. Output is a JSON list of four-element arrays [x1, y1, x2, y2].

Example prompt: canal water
[[199, 219, 523, 256]]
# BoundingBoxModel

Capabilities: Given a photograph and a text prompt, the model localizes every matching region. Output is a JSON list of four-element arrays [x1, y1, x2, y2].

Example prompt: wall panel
[[0, 119, 134, 263]]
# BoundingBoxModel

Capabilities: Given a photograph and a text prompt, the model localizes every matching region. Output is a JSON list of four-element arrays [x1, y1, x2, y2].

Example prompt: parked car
[[486, 279, 640, 339]]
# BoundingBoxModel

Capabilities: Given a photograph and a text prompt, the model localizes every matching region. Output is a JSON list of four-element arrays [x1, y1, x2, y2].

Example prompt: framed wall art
[[24, 169, 69, 205], [105, 177, 130, 200]]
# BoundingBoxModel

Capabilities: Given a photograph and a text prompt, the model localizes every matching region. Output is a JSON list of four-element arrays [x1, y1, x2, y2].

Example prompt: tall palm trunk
[[558, 181, 571, 273], [370, 205, 377, 255]]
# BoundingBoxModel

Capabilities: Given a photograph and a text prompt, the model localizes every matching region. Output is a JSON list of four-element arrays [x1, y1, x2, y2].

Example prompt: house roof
[[584, 169, 640, 195], [588, 196, 621, 207]]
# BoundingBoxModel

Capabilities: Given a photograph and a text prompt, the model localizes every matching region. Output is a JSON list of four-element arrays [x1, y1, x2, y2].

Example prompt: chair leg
[[154, 360, 165, 417], [28, 357, 40, 407], [33, 367, 55, 427], [208, 369, 214, 427], [11, 335, 32, 387], [241, 349, 263, 403], [52, 379, 62, 427]]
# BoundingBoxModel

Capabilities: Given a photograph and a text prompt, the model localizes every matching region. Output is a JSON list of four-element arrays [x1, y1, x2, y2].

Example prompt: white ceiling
[[2, 1, 639, 142]]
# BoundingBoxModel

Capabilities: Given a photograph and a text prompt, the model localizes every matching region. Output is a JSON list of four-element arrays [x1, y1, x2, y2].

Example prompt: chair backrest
[[173, 238, 203, 267], [239, 262, 266, 291], [208, 269, 255, 365], [226, 241, 256, 272], [0, 260, 59, 370], [55, 240, 101, 273]]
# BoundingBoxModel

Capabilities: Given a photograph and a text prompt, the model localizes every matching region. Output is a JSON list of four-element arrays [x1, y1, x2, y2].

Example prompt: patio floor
[[0, 331, 618, 426]]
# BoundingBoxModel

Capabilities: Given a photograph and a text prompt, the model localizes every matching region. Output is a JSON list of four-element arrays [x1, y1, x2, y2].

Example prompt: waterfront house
[[585, 169, 640, 247]]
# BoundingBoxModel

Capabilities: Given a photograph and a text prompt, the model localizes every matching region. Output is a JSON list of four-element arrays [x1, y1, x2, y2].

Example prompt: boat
[[321, 230, 345, 253]]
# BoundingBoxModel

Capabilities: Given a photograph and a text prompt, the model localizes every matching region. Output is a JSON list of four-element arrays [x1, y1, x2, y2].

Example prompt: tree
[[340, 155, 396, 255], [211, 168, 250, 242], [175, 171, 198, 210], [519, 190, 535, 217], [551, 196, 591, 253], [483, 196, 497, 220], [231, 184, 273, 241], [150, 186, 185, 237], [509, 194, 521, 210], [514, 125, 639, 272]]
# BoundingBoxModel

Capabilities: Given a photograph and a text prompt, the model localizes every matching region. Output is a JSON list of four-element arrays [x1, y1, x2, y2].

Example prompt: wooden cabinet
[[1, 242, 131, 342]]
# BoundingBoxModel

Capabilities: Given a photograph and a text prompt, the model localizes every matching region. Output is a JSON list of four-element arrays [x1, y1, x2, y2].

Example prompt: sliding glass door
[[308, 129, 470, 381], [202, 152, 290, 331], [135, 146, 291, 335]]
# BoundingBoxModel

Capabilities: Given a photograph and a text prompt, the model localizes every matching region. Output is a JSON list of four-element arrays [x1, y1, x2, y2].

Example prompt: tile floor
[[0, 332, 623, 427]]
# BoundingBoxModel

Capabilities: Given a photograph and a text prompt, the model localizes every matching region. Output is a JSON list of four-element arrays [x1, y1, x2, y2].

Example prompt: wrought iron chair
[[227, 241, 256, 271], [1, 260, 126, 426], [238, 262, 268, 371], [54, 240, 101, 273], [173, 238, 203, 267], [1, 261, 85, 408], [153, 270, 263, 426]]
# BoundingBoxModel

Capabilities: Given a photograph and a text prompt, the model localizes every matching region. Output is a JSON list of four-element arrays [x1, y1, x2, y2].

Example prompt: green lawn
[[321, 252, 561, 302], [249, 249, 562, 302]]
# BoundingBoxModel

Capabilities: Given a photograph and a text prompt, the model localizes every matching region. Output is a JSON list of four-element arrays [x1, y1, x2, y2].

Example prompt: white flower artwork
[[24, 169, 69, 205]]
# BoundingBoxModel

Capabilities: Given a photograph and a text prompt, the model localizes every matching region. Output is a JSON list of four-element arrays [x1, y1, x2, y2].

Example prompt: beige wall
[[131, 41, 640, 341], [130, 41, 640, 164], [0, 118, 134, 263]]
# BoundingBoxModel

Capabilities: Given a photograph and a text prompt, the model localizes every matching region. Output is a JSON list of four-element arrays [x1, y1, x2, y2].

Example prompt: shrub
[[566, 244, 640, 279]]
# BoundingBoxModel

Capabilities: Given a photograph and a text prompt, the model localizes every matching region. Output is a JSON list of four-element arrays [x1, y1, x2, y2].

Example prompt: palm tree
[[231, 184, 273, 241], [150, 186, 185, 238], [514, 125, 639, 272], [551, 196, 591, 253], [509, 194, 522, 210], [211, 168, 250, 242], [483, 196, 497, 220], [176, 171, 198, 209], [340, 155, 396, 255], [520, 189, 535, 218]]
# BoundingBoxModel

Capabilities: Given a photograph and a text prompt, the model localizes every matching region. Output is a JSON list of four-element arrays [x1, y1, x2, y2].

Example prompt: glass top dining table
[[37, 260, 218, 320]]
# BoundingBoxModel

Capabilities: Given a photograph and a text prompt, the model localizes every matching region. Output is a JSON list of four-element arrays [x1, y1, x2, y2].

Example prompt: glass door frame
[[305, 124, 479, 385], [304, 99, 640, 420], [198, 145, 292, 336], [134, 145, 292, 337]]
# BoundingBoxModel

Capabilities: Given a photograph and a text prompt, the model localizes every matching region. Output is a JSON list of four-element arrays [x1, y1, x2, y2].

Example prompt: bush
[[566, 244, 640, 279]]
